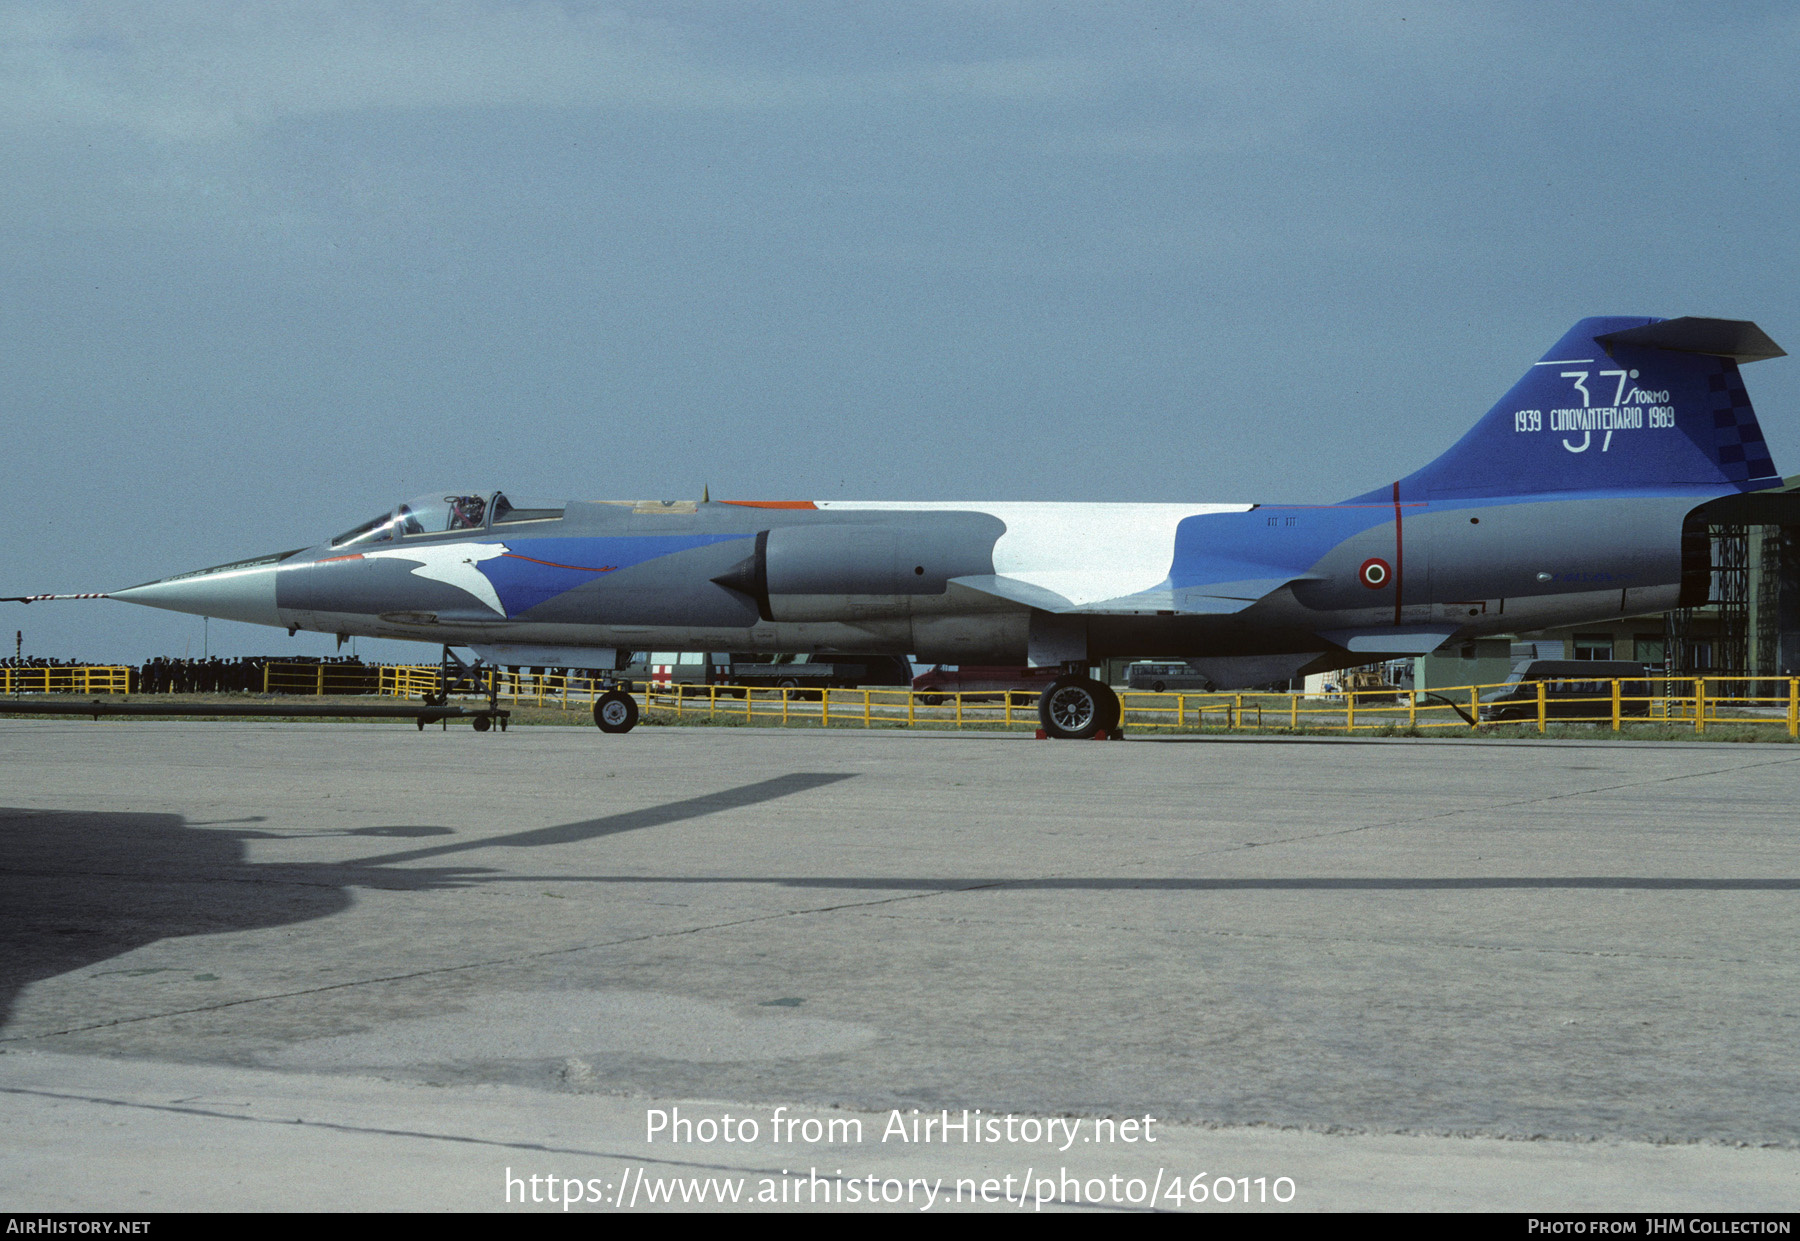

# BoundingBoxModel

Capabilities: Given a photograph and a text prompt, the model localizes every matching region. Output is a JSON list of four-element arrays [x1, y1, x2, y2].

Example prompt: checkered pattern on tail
[[1707, 361, 1778, 483]]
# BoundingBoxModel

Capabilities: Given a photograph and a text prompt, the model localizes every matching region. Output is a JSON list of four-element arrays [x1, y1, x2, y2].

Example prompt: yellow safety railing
[[11, 665, 1789, 739], [346, 669, 1800, 739], [0, 666, 132, 695], [485, 668, 606, 707], [260, 663, 385, 696], [379, 665, 447, 699], [1116, 676, 1800, 737], [640, 683, 1046, 729]]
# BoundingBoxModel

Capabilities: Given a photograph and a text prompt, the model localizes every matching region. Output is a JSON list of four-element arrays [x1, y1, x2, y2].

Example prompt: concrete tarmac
[[2, 720, 1798, 1212]]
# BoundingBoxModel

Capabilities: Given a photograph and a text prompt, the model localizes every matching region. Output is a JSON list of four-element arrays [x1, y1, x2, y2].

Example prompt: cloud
[[0, 1, 1113, 142], [0, 2, 774, 138]]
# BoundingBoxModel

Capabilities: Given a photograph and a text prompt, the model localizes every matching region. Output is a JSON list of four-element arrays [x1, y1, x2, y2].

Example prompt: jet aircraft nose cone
[[111, 549, 303, 627]]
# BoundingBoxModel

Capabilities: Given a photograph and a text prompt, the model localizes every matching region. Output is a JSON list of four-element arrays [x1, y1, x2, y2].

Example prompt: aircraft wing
[[1319, 626, 1460, 654], [948, 573, 1317, 616], [946, 575, 1078, 612]]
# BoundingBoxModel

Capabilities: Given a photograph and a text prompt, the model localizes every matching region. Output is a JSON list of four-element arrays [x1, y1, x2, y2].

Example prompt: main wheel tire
[[594, 689, 639, 734], [1038, 677, 1108, 740]]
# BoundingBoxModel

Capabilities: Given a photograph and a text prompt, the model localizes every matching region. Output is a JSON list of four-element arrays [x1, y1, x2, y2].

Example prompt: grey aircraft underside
[[11, 315, 1791, 738]]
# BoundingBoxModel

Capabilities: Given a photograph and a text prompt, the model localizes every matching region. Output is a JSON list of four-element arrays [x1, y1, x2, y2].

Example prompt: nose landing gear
[[594, 688, 640, 734]]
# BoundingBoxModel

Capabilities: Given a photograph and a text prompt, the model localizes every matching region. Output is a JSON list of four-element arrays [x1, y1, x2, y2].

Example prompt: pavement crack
[[0, 1084, 783, 1173]]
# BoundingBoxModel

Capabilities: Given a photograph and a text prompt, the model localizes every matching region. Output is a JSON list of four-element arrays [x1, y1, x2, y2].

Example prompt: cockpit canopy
[[330, 491, 566, 549]]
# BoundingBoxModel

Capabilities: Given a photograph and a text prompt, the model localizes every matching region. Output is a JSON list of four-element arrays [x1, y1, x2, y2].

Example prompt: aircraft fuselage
[[87, 315, 1790, 695], [109, 490, 1704, 685]]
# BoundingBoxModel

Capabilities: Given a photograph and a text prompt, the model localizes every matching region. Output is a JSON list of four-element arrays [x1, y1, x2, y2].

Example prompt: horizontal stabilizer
[[1596, 317, 1786, 363], [1320, 626, 1459, 654]]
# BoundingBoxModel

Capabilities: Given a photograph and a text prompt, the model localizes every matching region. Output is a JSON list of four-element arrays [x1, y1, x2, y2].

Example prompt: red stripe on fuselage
[[501, 553, 618, 573], [1392, 481, 1404, 626]]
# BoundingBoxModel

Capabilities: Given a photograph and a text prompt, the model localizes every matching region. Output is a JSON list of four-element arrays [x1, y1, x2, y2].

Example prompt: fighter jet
[[15, 315, 1788, 738]]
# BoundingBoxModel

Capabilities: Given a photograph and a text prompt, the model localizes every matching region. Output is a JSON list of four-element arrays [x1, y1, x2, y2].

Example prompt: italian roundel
[[1359, 558, 1392, 589]]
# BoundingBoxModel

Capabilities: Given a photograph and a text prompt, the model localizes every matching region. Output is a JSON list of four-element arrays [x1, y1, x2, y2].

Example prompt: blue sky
[[4, 1, 1797, 662]]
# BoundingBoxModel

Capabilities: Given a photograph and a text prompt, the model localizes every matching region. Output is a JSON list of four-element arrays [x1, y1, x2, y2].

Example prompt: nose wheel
[[1037, 676, 1120, 740], [594, 689, 640, 734]]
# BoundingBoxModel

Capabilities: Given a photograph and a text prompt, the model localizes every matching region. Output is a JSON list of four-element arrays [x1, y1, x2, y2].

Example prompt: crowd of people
[[2, 655, 590, 697], [3, 655, 381, 695], [138, 656, 279, 695]]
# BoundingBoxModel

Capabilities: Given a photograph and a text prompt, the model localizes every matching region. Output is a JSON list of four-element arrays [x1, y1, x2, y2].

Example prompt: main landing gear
[[1036, 675, 1121, 740]]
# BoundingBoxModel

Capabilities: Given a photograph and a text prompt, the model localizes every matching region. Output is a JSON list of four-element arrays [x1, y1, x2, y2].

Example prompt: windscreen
[[330, 511, 405, 548]]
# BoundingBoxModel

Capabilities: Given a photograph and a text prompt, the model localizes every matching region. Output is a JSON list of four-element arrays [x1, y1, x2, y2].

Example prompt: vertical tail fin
[[1350, 316, 1785, 503]]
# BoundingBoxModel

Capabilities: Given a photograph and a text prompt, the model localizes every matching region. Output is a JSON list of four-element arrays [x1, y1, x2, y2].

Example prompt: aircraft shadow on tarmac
[[6, 771, 1790, 1036], [336, 772, 857, 868], [484, 875, 1800, 892], [0, 773, 856, 1033]]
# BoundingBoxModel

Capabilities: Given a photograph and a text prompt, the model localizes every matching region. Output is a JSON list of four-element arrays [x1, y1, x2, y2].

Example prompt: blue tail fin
[[1351, 316, 1786, 503]]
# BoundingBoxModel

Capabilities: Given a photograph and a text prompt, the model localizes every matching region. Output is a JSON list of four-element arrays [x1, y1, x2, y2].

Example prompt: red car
[[910, 664, 1064, 705]]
